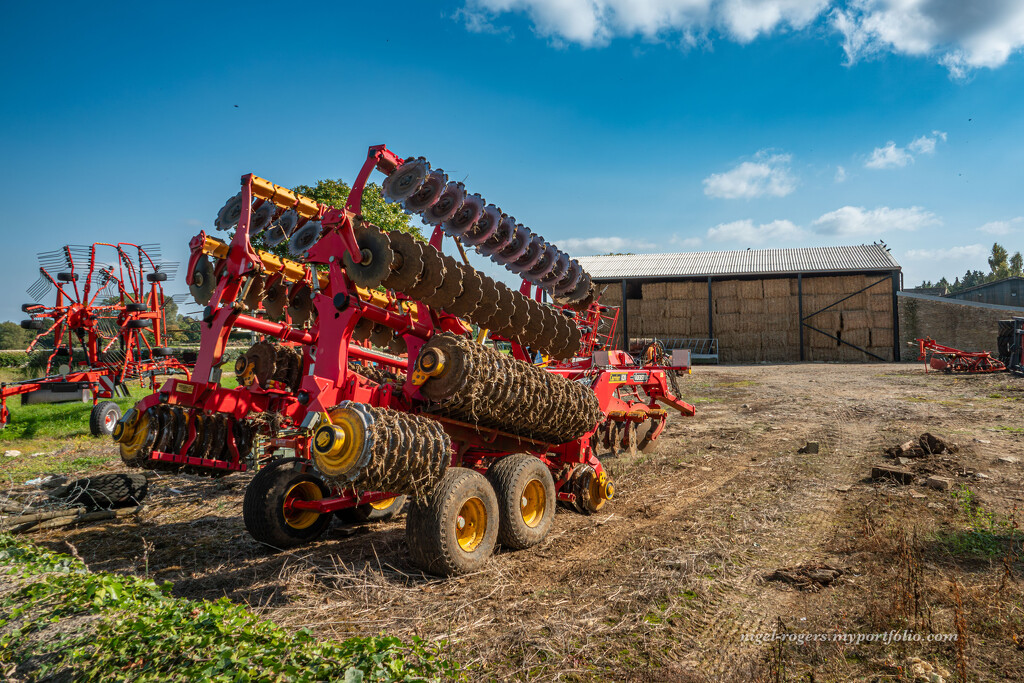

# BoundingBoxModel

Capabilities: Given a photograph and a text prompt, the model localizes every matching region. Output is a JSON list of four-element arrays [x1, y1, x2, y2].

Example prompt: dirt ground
[[11, 363, 1024, 681]]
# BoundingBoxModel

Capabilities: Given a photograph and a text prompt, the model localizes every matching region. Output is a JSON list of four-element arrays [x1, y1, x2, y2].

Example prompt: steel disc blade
[[470, 276, 501, 328], [540, 252, 570, 287], [383, 231, 425, 293], [270, 208, 299, 236], [382, 157, 430, 204], [215, 193, 244, 230], [421, 182, 466, 226], [249, 201, 275, 236], [422, 254, 465, 310], [444, 265, 483, 318], [265, 225, 288, 247], [553, 260, 583, 296], [496, 223, 531, 265], [443, 192, 484, 237], [462, 204, 500, 246], [525, 242, 558, 282], [241, 274, 266, 312], [403, 169, 447, 214], [262, 280, 288, 321], [368, 324, 395, 348], [352, 316, 374, 341], [477, 214, 514, 257], [342, 221, 394, 288], [287, 284, 315, 327], [388, 335, 408, 356], [507, 238, 542, 275], [288, 220, 322, 259], [189, 254, 216, 305], [405, 245, 445, 301], [557, 273, 593, 307]]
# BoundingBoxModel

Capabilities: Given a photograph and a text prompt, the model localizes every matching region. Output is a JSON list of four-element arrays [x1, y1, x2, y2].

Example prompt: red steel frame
[[1, 243, 191, 428], [914, 338, 1006, 374], [137, 145, 695, 513]]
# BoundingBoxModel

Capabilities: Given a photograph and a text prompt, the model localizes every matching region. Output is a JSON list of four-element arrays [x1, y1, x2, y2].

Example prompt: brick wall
[[898, 292, 1024, 359]]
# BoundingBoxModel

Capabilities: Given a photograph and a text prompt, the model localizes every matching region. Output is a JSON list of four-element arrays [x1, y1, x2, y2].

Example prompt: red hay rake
[[1, 243, 191, 434], [113, 145, 695, 576], [914, 338, 1006, 374]]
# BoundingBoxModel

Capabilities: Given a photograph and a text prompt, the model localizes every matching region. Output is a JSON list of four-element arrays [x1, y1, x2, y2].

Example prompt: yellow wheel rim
[[520, 479, 546, 528], [283, 481, 323, 530], [369, 497, 397, 511], [119, 409, 153, 459], [312, 407, 367, 478], [455, 497, 487, 552], [588, 473, 607, 512]]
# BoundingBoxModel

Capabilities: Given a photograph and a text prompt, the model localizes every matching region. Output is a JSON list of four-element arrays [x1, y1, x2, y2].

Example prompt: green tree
[[988, 242, 1010, 279], [1011, 251, 1023, 276], [0, 321, 35, 350]]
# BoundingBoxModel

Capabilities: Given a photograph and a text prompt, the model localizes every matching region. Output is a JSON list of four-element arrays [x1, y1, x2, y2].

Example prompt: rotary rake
[[112, 145, 695, 576], [913, 338, 1006, 374], [1, 243, 191, 434]]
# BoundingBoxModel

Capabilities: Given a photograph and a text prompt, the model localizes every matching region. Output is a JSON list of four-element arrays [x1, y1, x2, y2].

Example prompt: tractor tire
[[336, 495, 407, 524], [146, 272, 168, 282], [486, 454, 555, 550], [56, 272, 78, 282], [20, 320, 44, 330], [405, 467, 499, 577], [126, 319, 152, 328], [243, 461, 331, 549], [125, 303, 148, 313], [90, 401, 121, 437], [50, 473, 148, 510]]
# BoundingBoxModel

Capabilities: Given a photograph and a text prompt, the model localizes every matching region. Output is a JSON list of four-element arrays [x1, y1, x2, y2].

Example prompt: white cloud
[[834, 165, 847, 183], [812, 205, 940, 236], [706, 218, 803, 244], [904, 244, 988, 262], [908, 130, 947, 155], [703, 152, 796, 199], [864, 141, 912, 169], [670, 235, 704, 249], [463, 1, 1024, 76], [562, 235, 657, 254], [978, 217, 1024, 235], [833, 0, 1024, 78]]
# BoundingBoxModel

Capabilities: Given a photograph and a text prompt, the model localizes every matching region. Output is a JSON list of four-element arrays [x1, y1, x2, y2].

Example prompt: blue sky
[[2, 1, 1023, 321]]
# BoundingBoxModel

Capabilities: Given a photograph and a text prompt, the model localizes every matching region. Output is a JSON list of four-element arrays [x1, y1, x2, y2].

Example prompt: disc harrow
[[381, 157, 594, 308], [114, 144, 697, 577]]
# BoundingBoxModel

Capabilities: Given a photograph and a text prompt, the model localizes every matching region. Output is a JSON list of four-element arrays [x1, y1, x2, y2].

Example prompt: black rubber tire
[[53, 346, 71, 357], [125, 303, 148, 313], [336, 495, 408, 524], [90, 401, 121, 437], [50, 473, 148, 510], [405, 467, 499, 577], [21, 303, 40, 312], [57, 272, 78, 282], [146, 272, 168, 282], [125, 319, 152, 328], [153, 347, 176, 357], [243, 461, 331, 549], [486, 454, 556, 550], [21, 319, 44, 330]]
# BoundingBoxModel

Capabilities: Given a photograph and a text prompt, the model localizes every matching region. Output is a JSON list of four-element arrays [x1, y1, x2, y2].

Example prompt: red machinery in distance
[[914, 337, 1006, 374], [113, 144, 696, 576], [1, 243, 191, 434]]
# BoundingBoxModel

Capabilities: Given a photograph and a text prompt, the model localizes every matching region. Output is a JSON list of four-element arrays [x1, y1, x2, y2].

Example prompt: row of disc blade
[[380, 157, 594, 310], [343, 221, 583, 360], [213, 194, 323, 260]]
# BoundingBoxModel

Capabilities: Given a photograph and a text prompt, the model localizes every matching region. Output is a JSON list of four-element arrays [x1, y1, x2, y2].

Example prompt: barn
[[577, 244, 902, 363]]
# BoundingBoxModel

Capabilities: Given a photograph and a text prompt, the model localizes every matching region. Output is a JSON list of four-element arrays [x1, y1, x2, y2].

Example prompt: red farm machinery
[[1, 243, 191, 435], [913, 338, 1006, 374], [112, 145, 695, 576]]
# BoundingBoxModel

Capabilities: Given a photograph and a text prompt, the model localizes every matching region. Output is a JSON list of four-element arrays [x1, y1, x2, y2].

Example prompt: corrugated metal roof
[[577, 244, 900, 280]]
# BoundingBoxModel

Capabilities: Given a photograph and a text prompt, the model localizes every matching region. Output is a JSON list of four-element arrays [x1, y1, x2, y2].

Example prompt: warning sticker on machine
[[177, 383, 194, 395]]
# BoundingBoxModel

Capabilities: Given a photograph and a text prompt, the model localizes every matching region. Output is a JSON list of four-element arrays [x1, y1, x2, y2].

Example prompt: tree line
[[917, 242, 1022, 293]]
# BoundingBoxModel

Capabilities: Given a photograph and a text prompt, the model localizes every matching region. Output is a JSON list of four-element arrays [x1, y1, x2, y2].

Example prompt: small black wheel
[[486, 454, 556, 550], [90, 401, 121, 437], [20, 319, 44, 330], [21, 303, 40, 312], [336, 495, 408, 524], [152, 347, 176, 357], [146, 271, 168, 282], [243, 461, 331, 549], [53, 346, 71, 357], [126, 319, 152, 328], [57, 272, 78, 282], [125, 303, 148, 313], [405, 467, 499, 576]]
